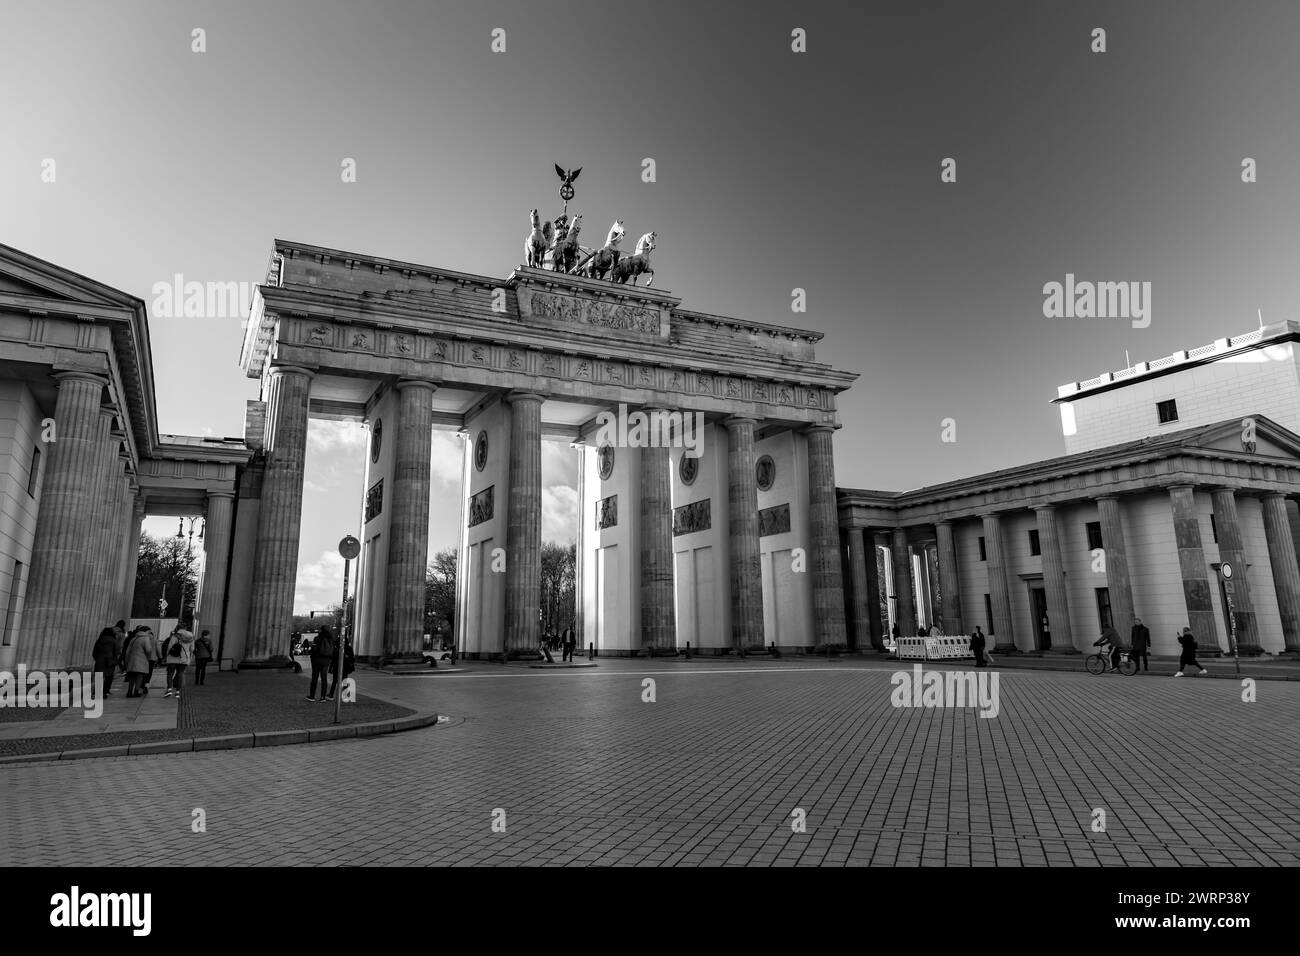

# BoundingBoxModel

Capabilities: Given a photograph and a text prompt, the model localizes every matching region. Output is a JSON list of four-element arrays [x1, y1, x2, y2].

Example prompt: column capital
[[1032, 502, 1057, 514], [206, 489, 237, 501], [722, 415, 758, 430], [52, 370, 108, 389], [267, 364, 316, 383], [935, 518, 954, 528], [1094, 494, 1121, 503], [1261, 491, 1287, 503], [978, 512, 1003, 523], [803, 422, 838, 434], [395, 377, 438, 393], [506, 390, 546, 405]]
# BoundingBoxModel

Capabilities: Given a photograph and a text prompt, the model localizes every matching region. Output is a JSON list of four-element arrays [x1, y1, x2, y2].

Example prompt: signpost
[[1219, 562, 1241, 676], [335, 535, 361, 725]]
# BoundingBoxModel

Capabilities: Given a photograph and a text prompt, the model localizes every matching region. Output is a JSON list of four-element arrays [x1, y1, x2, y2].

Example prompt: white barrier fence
[[895, 636, 974, 661]]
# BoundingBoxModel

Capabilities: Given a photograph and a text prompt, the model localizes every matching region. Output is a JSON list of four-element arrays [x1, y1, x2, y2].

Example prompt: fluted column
[[198, 491, 235, 646], [83, 453, 126, 659], [504, 391, 544, 656], [1262, 494, 1300, 654], [806, 425, 848, 648], [107, 474, 135, 624], [118, 496, 146, 622], [21, 371, 108, 669], [382, 380, 436, 663], [935, 521, 963, 636], [73, 410, 116, 656], [981, 513, 1015, 652], [1212, 488, 1262, 655], [1033, 504, 1076, 652], [639, 424, 676, 654], [890, 528, 916, 638], [245, 366, 314, 663], [1096, 496, 1136, 645], [1169, 486, 1220, 657], [863, 532, 884, 649], [725, 416, 764, 651], [848, 527, 873, 650]]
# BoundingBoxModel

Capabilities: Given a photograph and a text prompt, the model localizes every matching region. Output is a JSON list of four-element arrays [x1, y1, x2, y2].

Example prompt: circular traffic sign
[[1221, 562, 1233, 579], [339, 535, 361, 560]]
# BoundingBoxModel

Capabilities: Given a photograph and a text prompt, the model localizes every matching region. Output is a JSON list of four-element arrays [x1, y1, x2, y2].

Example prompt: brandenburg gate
[[236, 235, 857, 662]]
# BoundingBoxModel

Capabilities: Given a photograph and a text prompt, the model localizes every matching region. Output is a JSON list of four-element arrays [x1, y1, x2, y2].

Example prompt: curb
[[884, 656, 1300, 681], [0, 711, 441, 766]]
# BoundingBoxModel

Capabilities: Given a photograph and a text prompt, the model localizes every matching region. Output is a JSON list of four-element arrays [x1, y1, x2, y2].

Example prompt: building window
[[1156, 399, 1179, 424], [26, 446, 40, 497], [1095, 587, 1112, 631], [1086, 521, 1103, 550], [978, 536, 987, 561], [1210, 514, 1218, 543], [1028, 529, 1041, 556], [2, 561, 23, 646], [983, 594, 994, 634]]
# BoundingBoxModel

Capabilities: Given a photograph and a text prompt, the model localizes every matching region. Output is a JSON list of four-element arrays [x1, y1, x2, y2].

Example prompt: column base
[[379, 654, 426, 667]]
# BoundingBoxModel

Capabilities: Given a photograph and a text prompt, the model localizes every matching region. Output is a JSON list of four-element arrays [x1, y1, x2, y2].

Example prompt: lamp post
[[175, 516, 205, 628]]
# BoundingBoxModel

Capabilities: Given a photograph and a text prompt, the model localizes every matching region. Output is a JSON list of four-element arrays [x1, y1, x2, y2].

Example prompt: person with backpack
[[193, 630, 214, 685], [92, 627, 119, 697], [1174, 627, 1208, 676], [120, 626, 154, 698], [307, 626, 336, 701], [161, 628, 195, 699]]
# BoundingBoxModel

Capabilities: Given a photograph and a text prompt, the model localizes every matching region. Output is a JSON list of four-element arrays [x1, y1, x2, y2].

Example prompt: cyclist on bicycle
[[1093, 625, 1122, 671]]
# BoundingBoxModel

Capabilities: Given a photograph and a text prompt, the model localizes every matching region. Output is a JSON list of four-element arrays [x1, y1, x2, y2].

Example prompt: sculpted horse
[[582, 220, 625, 280], [610, 231, 656, 286], [525, 209, 548, 268], [550, 214, 583, 273]]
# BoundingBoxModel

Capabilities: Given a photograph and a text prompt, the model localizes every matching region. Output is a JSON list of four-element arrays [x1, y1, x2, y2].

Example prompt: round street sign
[[1221, 562, 1233, 579], [339, 535, 361, 560]]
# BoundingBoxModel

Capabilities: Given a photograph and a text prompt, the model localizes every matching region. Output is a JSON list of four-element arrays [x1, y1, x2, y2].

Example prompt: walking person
[[193, 630, 214, 685], [328, 636, 355, 700], [138, 625, 159, 695], [120, 626, 153, 698], [561, 623, 576, 662], [1129, 616, 1151, 673], [161, 628, 195, 699], [92, 627, 118, 697], [307, 625, 336, 701], [970, 626, 987, 667], [1174, 627, 1208, 677]]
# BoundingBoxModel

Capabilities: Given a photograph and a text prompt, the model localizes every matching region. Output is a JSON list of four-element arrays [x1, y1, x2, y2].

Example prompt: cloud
[[430, 430, 464, 485], [294, 549, 346, 613], [542, 484, 578, 544], [307, 420, 368, 454]]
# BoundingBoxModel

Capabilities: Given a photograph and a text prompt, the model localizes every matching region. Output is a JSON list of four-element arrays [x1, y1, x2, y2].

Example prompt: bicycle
[[1086, 644, 1137, 676]]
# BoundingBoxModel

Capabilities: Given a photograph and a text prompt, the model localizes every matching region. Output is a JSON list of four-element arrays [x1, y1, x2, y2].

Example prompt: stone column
[[21, 372, 108, 669], [245, 366, 314, 663], [1033, 504, 1076, 652], [504, 391, 544, 657], [108, 474, 135, 624], [724, 417, 764, 651], [935, 521, 963, 635], [382, 380, 436, 664], [864, 532, 884, 650], [1169, 486, 1220, 657], [85, 454, 127, 658], [806, 425, 848, 649], [847, 527, 873, 650], [639, 427, 675, 654], [119, 496, 146, 622], [1096, 496, 1136, 645], [1212, 488, 1262, 655], [981, 513, 1016, 652], [1262, 494, 1300, 655], [74, 412, 117, 655], [198, 491, 235, 647], [890, 528, 916, 638]]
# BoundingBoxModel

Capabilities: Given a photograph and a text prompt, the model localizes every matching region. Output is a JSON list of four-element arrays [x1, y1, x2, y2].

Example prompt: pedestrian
[[561, 623, 576, 662], [1129, 616, 1151, 673], [139, 625, 160, 695], [328, 636, 356, 700], [307, 625, 336, 701], [160, 627, 195, 699], [92, 626, 118, 697], [1174, 627, 1208, 677], [194, 630, 214, 685], [120, 626, 153, 697], [891, 622, 900, 643], [928, 622, 942, 638], [1095, 624, 1122, 671], [969, 626, 987, 667], [113, 619, 127, 660]]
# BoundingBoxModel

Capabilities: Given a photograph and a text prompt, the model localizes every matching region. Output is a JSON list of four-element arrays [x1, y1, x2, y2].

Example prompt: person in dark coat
[[1129, 617, 1151, 672], [1174, 627, 1207, 676], [561, 624, 577, 662], [969, 627, 987, 667], [92, 627, 118, 697], [193, 630, 214, 685], [328, 636, 356, 699], [120, 626, 154, 697], [308, 626, 336, 701]]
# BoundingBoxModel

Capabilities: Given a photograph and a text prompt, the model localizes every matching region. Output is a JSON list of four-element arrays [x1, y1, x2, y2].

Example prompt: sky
[[3, 0, 1300, 610]]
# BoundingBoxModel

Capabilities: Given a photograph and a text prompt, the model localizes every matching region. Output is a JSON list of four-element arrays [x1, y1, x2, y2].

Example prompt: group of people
[[304, 625, 356, 702], [541, 625, 579, 662], [90, 620, 215, 698]]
